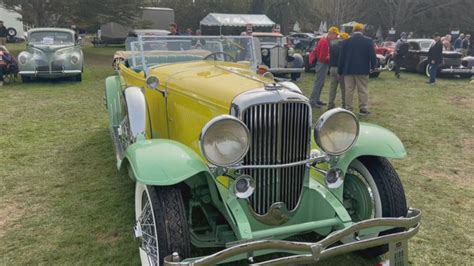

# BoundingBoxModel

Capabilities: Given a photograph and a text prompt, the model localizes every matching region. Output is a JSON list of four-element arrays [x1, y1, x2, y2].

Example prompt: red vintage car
[[376, 41, 396, 57]]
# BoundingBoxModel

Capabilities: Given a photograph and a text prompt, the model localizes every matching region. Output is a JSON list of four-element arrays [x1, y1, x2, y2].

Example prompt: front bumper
[[440, 67, 474, 74], [269, 67, 304, 74], [164, 208, 421, 265], [19, 70, 81, 77]]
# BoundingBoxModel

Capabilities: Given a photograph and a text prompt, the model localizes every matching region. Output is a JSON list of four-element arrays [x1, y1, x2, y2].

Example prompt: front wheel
[[386, 57, 395, 71], [135, 182, 191, 265], [343, 156, 407, 258], [425, 63, 431, 77]]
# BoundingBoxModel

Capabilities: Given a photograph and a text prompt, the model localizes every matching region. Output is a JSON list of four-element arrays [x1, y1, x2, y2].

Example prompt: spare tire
[[7, 27, 17, 37]]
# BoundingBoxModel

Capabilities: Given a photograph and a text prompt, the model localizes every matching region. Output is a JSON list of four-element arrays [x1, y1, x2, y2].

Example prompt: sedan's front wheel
[[135, 182, 191, 265], [343, 157, 407, 258]]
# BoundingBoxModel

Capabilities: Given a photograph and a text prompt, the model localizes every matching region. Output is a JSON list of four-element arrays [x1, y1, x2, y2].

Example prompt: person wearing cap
[[338, 23, 377, 116], [327, 32, 348, 110], [394, 32, 409, 78], [427, 33, 443, 85], [0, 21, 7, 45], [309, 26, 339, 108]]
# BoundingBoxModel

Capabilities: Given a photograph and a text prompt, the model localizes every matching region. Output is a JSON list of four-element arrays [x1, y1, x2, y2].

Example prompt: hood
[[150, 61, 266, 110], [442, 51, 462, 59]]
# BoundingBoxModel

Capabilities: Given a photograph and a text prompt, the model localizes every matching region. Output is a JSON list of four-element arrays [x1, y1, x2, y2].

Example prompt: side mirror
[[76, 36, 82, 45]]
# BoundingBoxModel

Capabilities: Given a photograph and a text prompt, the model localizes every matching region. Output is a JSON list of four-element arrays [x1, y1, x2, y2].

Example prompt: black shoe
[[359, 110, 371, 116], [316, 101, 327, 106], [396, 73, 400, 78], [311, 102, 322, 108]]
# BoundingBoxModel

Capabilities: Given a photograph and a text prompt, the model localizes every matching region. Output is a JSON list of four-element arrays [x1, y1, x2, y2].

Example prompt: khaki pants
[[328, 67, 345, 109], [0, 37, 6, 45], [344, 75, 369, 112]]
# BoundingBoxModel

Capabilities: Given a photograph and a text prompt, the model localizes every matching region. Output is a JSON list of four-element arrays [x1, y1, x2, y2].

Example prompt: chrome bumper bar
[[269, 67, 304, 74], [440, 67, 474, 74], [164, 208, 421, 265], [19, 70, 82, 75]]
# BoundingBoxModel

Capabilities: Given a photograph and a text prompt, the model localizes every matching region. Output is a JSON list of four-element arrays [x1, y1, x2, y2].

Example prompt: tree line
[[1, 0, 473, 36]]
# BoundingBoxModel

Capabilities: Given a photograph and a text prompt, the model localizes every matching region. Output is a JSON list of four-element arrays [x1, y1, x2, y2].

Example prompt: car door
[[403, 42, 421, 70]]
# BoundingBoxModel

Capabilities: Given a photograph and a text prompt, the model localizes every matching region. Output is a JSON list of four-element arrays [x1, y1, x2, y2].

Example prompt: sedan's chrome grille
[[242, 102, 311, 215]]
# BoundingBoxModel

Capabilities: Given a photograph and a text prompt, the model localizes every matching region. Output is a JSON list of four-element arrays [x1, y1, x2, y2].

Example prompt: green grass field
[[1, 43, 473, 265]]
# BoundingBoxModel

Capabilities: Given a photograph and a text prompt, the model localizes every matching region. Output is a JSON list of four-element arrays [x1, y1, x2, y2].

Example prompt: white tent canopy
[[200, 13, 275, 27]]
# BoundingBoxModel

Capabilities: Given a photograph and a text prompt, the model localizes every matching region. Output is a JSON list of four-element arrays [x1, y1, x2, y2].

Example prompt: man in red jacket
[[310, 26, 339, 108]]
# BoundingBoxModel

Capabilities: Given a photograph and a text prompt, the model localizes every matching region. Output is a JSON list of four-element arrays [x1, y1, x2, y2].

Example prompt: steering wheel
[[203, 52, 236, 62]]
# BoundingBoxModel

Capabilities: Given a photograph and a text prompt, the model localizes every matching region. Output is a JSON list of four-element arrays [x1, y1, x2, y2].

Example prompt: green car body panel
[[335, 122, 406, 172], [123, 139, 210, 186]]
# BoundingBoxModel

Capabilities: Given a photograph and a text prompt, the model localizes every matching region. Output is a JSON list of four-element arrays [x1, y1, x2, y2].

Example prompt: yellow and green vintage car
[[104, 35, 420, 265]]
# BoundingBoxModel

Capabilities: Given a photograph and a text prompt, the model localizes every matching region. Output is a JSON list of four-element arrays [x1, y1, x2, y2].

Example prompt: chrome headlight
[[261, 48, 269, 57], [18, 53, 29, 65], [71, 54, 80, 64], [314, 108, 359, 155], [146, 76, 160, 89], [200, 115, 250, 167], [288, 47, 295, 56]]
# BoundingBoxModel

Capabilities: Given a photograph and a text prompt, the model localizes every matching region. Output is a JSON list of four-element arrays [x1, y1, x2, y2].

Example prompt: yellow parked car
[[105, 35, 420, 265]]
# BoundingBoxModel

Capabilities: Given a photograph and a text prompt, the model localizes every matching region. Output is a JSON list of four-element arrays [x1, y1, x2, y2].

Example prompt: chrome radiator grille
[[242, 102, 311, 215]]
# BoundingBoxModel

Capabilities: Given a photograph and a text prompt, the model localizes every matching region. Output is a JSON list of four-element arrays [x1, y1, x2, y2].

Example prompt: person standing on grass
[[454, 33, 464, 51], [394, 32, 409, 78], [427, 33, 443, 85], [327, 32, 349, 110], [461, 34, 471, 57], [0, 21, 7, 46], [337, 23, 377, 116], [309, 26, 339, 108]]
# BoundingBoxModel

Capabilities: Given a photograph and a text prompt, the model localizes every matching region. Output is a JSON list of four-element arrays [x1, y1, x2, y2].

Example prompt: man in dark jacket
[[338, 23, 377, 116], [0, 21, 8, 45], [327, 32, 348, 110], [427, 33, 443, 85], [394, 32, 409, 78]]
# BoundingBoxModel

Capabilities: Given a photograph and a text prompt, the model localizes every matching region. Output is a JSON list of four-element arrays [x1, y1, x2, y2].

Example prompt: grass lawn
[[1, 43, 473, 265]]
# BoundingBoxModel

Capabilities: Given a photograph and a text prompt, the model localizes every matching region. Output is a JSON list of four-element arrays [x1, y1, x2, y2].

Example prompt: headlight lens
[[18, 53, 28, 65], [288, 48, 295, 56], [146, 76, 160, 89], [200, 115, 250, 167], [261, 48, 269, 57], [314, 108, 359, 155], [71, 55, 79, 64]]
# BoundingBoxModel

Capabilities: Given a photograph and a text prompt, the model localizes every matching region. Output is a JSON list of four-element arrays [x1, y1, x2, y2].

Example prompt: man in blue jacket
[[338, 23, 377, 116]]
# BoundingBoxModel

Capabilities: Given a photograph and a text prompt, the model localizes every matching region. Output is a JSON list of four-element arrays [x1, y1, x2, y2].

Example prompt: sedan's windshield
[[256, 36, 281, 45], [419, 40, 434, 51], [29, 31, 74, 45], [126, 35, 258, 74]]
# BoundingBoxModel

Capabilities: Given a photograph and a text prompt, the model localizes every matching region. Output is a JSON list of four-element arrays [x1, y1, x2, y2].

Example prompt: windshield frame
[[28, 31, 75, 45], [127, 35, 259, 76]]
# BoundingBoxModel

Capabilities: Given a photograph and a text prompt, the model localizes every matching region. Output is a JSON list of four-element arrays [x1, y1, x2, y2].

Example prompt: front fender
[[334, 122, 406, 174], [121, 139, 210, 186]]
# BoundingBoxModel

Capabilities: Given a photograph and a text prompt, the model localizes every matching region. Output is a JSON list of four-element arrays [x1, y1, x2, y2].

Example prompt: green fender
[[334, 122, 406, 173], [105, 75, 124, 128], [121, 139, 210, 186]]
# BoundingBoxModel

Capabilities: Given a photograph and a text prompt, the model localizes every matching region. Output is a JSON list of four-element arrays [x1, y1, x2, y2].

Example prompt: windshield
[[382, 42, 396, 48], [126, 35, 258, 74], [419, 40, 434, 50], [256, 36, 281, 44], [29, 31, 74, 45]]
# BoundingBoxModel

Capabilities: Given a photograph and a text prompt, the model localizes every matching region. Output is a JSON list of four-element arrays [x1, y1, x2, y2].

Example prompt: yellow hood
[[149, 61, 267, 110]]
